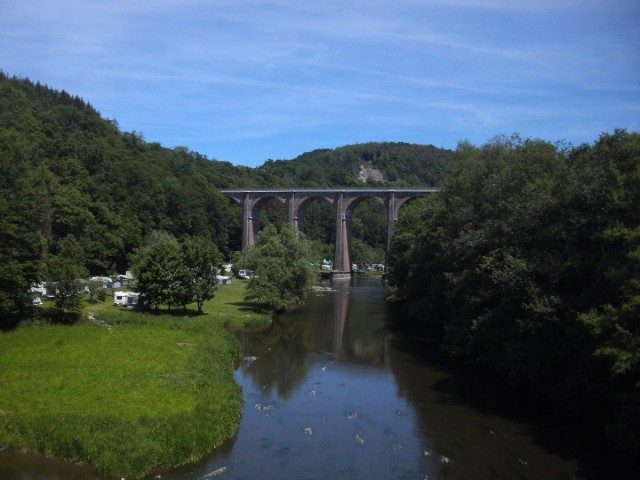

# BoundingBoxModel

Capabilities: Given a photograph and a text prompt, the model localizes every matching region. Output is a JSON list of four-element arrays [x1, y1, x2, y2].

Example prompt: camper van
[[113, 291, 139, 308]]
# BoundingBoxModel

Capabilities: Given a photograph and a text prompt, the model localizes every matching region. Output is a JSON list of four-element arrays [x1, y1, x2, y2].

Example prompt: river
[[0, 277, 635, 479]]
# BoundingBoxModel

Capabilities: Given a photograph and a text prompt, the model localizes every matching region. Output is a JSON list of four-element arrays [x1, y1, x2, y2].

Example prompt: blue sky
[[2, 0, 639, 167]]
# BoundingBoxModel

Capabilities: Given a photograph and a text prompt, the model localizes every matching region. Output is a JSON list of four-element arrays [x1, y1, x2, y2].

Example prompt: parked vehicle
[[113, 291, 139, 308], [237, 270, 255, 279]]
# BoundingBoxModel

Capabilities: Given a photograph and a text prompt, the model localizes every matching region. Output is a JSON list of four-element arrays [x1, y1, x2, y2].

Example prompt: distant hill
[[255, 142, 453, 187]]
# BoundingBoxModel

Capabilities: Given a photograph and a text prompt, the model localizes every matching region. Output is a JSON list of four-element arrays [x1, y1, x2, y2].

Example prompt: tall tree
[[243, 224, 314, 313], [45, 236, 88, 315], [0, 128, 45, 326], [131, 232, 190, 311], [182, 236, 222, 313]]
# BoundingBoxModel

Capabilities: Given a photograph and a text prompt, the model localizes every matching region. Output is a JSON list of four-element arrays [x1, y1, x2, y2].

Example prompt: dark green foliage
[[351, 237, 381, 270], [256, 142, 453, 187], [388, 131, 640, 455], [0, 73, 246, 283], [44, 256, 87, 314], [243, 224, 314, 313], [351, 197, 387, 260], [44, 235, 89, 314], [86, 279, 102, 302], [182, 235, 223, 312], [131, 232, 190, 310], [95, 288, 106, 302], [131, 233, 222, 312], [0, 127, 45, 327]]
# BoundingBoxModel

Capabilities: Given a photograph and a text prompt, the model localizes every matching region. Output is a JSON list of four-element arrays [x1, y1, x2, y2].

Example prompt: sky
[[1, 0, 639, 167]]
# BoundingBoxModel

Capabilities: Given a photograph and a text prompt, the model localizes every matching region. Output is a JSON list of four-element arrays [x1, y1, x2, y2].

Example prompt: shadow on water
[[386, 322, 640, 480], [0, 450, 103, 480]]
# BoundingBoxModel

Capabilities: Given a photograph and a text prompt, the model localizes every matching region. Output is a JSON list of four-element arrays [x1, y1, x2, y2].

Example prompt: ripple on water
[[254, 401, 278, 412], [344, 410, 362, 420], [423, 448, 453, 466], [198, 465, 228, 479]]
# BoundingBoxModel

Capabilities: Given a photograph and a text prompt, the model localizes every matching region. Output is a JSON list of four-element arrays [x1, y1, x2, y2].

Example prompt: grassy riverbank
[[0, 280, 269, 478]]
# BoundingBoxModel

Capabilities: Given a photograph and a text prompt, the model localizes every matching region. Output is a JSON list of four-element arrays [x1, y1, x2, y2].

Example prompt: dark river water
[[0, 277, 635, 479]]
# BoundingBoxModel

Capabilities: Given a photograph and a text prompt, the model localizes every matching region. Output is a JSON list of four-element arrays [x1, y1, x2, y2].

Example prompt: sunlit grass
[[80, 279, 271, 328], [0, 281, 267, 478], [1, 324, 201, 418]]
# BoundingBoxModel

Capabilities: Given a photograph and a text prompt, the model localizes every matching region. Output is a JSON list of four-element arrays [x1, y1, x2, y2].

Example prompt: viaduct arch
[[220, 188, 437, 277]]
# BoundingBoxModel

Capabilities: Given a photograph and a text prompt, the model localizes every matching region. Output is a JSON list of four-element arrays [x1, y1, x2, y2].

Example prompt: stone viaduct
[[220, 188, 437, 277]]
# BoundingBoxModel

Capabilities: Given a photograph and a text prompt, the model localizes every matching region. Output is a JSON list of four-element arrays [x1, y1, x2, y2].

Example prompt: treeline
[[387, 131, 640, 455]]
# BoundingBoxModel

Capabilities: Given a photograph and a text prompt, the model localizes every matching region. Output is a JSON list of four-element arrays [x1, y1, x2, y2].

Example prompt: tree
[[351, 237, 378, 271], [43, 235, 88, 316], [131, 232, 191, 311], [45, 256, 86, 315], [243, 224, 314, 313], [0, 194, 43, 326], [86, 278, 102, 303], [0, 128, 45, 327], [182, 236, 222, 313], [573, 130, 640, 451]]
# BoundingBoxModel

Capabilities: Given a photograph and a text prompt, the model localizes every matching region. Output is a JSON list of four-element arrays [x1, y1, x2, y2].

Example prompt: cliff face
[[357, 163, 385, 183]]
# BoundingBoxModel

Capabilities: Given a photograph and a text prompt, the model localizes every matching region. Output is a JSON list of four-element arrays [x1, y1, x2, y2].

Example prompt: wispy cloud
[[1, 0, 638, 165]]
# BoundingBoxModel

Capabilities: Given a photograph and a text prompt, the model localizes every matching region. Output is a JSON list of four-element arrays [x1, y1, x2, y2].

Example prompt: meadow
[[0, 280, 270, 478]]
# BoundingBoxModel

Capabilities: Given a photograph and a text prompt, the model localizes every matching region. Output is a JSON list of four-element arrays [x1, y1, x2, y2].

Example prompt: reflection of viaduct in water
[[221, 188, 437, 276], [332, 280, 388, 364], [333, 281, 350, 360]]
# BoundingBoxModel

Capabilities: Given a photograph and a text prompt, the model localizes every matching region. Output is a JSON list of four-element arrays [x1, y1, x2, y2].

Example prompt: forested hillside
[[257, 142, 453, 187], [0, 73, 253, 323], [0, 73, 451, 324], [387, 132, 640, 457], [0, 73, 255, 263]]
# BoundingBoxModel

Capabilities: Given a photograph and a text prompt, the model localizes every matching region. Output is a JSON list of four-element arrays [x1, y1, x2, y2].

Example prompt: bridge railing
[[219, 187, 440, 193]]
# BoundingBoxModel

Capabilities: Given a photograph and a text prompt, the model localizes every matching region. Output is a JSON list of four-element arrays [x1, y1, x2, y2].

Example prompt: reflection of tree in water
[[235, 314, 315, 398], [386, 330, 638, 480]]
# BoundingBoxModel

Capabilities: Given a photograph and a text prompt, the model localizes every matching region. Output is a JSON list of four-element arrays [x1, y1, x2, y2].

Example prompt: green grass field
[[0, 280, 268, 478]]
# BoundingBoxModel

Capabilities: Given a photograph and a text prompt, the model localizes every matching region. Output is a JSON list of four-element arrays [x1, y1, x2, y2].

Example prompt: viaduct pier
[[220, 188, 437, 277]]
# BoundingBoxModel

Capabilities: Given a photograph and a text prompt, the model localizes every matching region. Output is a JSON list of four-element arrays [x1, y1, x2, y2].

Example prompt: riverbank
[[0, 280, 269, 478]]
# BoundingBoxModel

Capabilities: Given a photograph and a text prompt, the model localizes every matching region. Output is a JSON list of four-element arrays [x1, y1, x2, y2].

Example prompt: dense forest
[[0, 73, 450, 324], [387, 132, 640, 457], [257, 141, 452, 187]]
